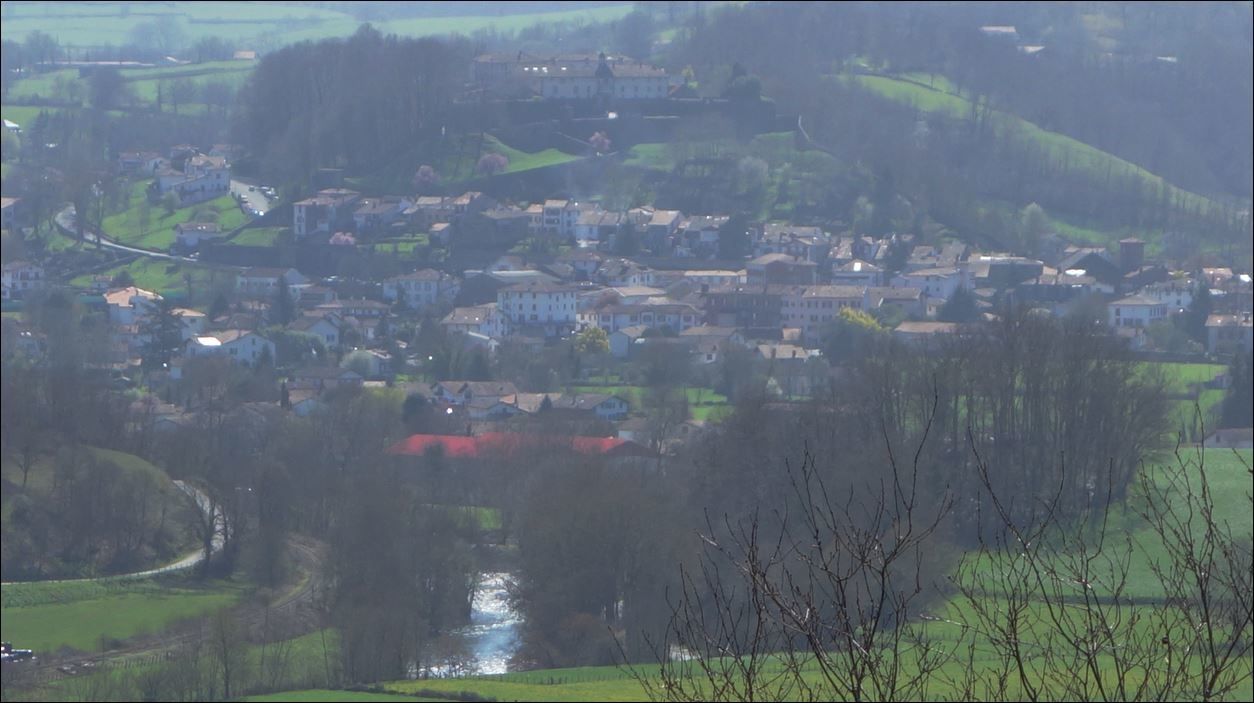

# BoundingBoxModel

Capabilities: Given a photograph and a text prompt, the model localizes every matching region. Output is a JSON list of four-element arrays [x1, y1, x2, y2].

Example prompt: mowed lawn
[[0, 2, 634, 49], [385, 664, 650, 702], [69, 257, 232, 302], [0, 586, 242, 653], [102, 180, 248, 250], [245, 691, 441, 702], [570, 384, 730, 422]]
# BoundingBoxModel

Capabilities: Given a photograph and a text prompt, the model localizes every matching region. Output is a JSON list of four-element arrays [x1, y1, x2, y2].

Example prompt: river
[[417, 571, 522, 678]]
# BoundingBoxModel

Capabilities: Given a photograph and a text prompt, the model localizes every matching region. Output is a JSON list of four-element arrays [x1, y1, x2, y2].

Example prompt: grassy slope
[[102, 180, 248, 250], [245, 692, 436, 703], [371, 447, 1251, 702], [849, 73, 1221, 218], [0, 585, 242, 653], [230, 226, 288, 247], [69, 257, 231, 301], [0, 2, 634, 47], [1, 446, 244, 654], [569, 384, 731, 422]]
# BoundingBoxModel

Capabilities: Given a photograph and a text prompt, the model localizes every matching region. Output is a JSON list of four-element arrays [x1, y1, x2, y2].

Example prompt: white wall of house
[[498, 287, 579, 325]]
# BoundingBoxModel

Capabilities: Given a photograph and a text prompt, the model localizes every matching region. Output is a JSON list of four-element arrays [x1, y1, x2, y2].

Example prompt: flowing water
[[416, 571, 521, 678]]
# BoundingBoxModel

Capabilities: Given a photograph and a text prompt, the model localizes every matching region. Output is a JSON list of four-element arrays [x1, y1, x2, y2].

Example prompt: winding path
[[0, 481, 224, 587]]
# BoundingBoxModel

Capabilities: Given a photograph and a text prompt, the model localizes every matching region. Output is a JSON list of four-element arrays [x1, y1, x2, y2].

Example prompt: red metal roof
[[388, 432, 650, 458]]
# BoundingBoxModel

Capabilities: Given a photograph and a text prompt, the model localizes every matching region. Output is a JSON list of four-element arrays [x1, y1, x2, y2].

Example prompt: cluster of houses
[[119, 144, 233, 207], [472, 52, 675, 101]]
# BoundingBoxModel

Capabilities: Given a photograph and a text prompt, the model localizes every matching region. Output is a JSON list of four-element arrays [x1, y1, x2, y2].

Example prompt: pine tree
[[273, 276, 295, 326]]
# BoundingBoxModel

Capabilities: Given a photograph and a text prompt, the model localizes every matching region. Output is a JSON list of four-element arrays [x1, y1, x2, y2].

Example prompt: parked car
[[1, 642, 35, 663]]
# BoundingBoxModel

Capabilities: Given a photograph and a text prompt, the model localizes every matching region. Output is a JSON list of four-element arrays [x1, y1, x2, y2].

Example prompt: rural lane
[[55, 205, 197, 263], [0, 481, 224, 587]]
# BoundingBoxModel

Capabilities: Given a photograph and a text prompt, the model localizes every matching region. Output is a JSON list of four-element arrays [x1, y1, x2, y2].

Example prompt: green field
[[0, 2, 635, 48], [101, 180, 248, 250], [69, 257, 233, 301], [438, 134, 582, 182], [368, 446, 1253, 702], [348, 133, 583, 194], [1, 103, 59, 128], [385, 665, 649, 702], [847, 72, 1221, 223], [230, 226, 288, 247], [570, 384, 730, 423], [1142, 361, 1228, 438], [0, 584, 243, 653], [245, 690, 440, 702]]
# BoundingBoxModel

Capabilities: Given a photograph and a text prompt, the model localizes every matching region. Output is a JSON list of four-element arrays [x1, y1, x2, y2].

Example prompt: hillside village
[[2, 49, 1252, 449], [2, 3, 1253, 700]]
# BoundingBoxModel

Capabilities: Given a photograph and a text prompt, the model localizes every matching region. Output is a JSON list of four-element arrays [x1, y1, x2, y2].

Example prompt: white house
[[609, 325, 649, 358], [1107, 294, 1167, 329], [890, 267, 967, 301], [1206, 313, 1253, 355], [288, 315, 342, 349], [235, 268, 309, 299], [292, 188, 361, 240], [104, 286, 162, 325], [1, 261, 45, 300], [536, 53, 670, 101], [831, 260, 883, 287], [382, 269, 460, 310], [172, 307, 207, 341], [173, 222, 225, 250], [683, 270, 744, 289], [497, 281, 583, 335], [581, 302, 702, 335], [1140, 281, 1194, 312], [432, 380, 520, 406], [782, 285, 866, 342], [186, 329, 275, 367], [153, 154, 229, 206], [442, 304, 511, 338]]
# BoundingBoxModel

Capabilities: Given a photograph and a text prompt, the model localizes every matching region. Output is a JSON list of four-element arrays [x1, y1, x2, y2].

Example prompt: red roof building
[[388, 432, 653, 459]]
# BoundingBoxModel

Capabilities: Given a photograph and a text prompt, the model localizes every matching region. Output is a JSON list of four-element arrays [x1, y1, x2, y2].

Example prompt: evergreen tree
[[140, 299, 184, 371], [718, 213, 751, 260], [1220, 351, 1253, 429], [938, 287, 980, 323], [273, 276, 295, 326], [1184, 283, 1212, 344]]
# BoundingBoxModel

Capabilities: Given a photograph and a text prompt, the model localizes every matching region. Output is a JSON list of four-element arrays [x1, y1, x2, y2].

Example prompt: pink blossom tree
[[329, 231, 356, 246], [476, 153, 509, 176], [589, 131, 612, 154], [412, 164, 439, 192]]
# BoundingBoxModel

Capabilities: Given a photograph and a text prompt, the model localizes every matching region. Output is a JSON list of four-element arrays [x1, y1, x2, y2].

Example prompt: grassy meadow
[[847, 72, 1222, 226], [68, 257, 232, 301], [0, 2, 635, 49], [0, 582, 244, 653], [100, 180, 249, 250]]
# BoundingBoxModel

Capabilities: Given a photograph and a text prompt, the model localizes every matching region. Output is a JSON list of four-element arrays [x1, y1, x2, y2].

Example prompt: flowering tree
[[476, 153, 509, 176], [412, 164, 439, 191], [589, 131, 612, 154], [329, 231, 356, 246]]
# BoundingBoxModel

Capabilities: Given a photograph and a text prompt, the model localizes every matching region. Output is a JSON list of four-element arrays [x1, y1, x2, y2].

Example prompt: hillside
[[665, 1, 1253, 255], [1, 446, 197, 581]]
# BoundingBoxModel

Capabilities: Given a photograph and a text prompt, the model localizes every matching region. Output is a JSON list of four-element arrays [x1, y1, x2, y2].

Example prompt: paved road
[[230, 178, 277, 215], [56, 205, 198, 263], [0, 481, 224, 587]]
